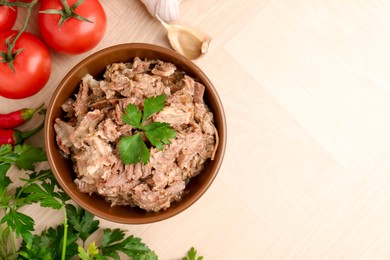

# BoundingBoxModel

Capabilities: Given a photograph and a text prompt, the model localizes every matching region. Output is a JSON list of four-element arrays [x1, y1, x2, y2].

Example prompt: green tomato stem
[[3, 0, 38, 70], [40, 0, 91, 27], [0, 0, 29, 8], [60, 0, 72, 15]]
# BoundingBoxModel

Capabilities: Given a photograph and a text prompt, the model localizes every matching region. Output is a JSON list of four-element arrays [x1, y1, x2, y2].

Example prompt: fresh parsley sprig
[[79, 228, 158, 260], [0, 144, 66, 258], [18, 204, 158, 260], [0, 143, 46, 170], [0, 142, 203, 259], [183, 247, 204, 260], [119, 94, 177, 164]]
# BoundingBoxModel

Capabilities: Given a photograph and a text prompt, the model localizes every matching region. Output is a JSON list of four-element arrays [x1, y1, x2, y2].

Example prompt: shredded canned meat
[[54, 57, 218, 212]]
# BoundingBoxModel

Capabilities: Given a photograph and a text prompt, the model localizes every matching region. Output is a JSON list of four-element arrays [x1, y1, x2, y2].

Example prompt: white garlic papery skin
[[140, 0, 181, 23]]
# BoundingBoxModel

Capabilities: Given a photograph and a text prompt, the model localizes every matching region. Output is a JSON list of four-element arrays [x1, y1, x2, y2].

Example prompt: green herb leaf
[[18, 234, 55, 260], [20, 169, 55, 184], [66, 204, 100, 244], [23, 182, 63, 210], [18, 224, 79, 260], [122, 103, 142, 128], [99, 228, 157, 260], [47, 225, 79, 259], [17, 169, 69, 206], [119, 133, 150, 164], [0, 144, 12, 156], [0, 144, 18, 164], [0, 163, 11, 192], [142, 94, 167, 123], [78, 242, 99, 260], [0, 144, 53, 255], [119, 95, 176, 164], [100, 228, 125, 248], [0, 209, 34, 244], [143, 122, 177, 150], [183, 247, 203, 260], [13, 144, 47, 170]]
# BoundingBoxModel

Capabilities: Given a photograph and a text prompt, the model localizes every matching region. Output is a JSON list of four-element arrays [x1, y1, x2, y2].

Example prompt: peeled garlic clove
[[160, 20, 211, 60], [140, 0, 181, 23]]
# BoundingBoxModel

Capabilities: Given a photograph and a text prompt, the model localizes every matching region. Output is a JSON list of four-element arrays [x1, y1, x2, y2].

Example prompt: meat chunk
[[73, 133, 118, 183], [73, 76, 90, 117], [151, 61, 176, 77], [154, 106, 192, 127], [75, 179, 97, 194], [194, 82, 205, 104], [132, 57, 152, 74], [54, 118, 75, 156], [61, 98, 75, 118], [97, 118, 121, 142], [69, 110, 105, 149], [131, 180, 185, 212]]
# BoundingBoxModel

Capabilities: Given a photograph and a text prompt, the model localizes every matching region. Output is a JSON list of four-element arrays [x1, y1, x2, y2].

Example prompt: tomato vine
[[0, 0, 38, 71]]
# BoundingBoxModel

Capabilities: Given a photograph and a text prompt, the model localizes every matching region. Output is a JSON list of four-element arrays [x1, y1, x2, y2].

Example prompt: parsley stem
[[61, 205, 68, 260], [8, 226, 16, 260], [16, 170, 52, 200]]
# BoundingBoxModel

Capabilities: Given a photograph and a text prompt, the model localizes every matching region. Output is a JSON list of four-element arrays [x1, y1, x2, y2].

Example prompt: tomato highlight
[[0, 2, 18, 32]]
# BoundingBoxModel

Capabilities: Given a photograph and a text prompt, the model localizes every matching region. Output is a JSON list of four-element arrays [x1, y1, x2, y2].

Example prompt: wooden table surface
[[3, 0, 390, 259]]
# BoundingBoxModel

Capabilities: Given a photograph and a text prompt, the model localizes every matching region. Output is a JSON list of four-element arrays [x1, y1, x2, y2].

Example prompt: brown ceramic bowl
[[44, 43, 226, 224]]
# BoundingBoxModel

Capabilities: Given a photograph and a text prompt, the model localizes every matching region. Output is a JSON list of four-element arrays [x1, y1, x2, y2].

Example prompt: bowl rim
[[44, 43, 227, 224]]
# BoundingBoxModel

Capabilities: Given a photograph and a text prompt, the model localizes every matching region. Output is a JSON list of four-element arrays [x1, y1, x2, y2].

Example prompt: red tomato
[[0, 30, 51, 99], [38, 0, 107, 54], [0, 3, 17, 32]]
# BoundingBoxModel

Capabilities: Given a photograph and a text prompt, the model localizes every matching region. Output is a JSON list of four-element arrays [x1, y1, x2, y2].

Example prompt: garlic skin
[[159, 18, 211, 60], [140, 0, 181, 23]]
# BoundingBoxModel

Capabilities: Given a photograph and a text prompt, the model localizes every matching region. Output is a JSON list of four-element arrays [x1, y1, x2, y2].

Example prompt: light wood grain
[[3, 0, 390, 259]]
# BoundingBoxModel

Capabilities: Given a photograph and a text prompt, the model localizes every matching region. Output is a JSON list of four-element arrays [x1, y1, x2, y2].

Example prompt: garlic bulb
[[140, 0, 181, 23], [159, 18, 211, 60]]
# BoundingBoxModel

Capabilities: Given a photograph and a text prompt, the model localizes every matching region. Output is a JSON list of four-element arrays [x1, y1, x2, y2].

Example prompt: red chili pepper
[[0, 122, 44, 145], [0, 103, 45, 129]]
